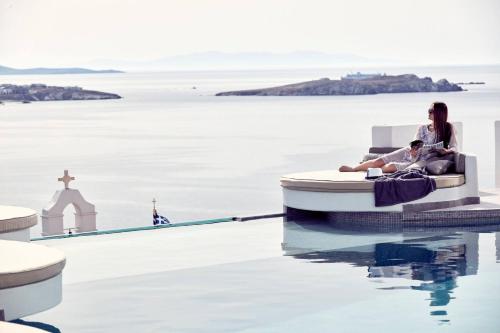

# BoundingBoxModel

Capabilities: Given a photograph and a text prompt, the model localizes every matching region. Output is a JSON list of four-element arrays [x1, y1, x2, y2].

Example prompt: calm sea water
[[1, 65, 499, 235]]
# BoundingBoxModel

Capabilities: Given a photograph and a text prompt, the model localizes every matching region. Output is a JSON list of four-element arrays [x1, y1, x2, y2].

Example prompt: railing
[[31, 213, 284, 241]]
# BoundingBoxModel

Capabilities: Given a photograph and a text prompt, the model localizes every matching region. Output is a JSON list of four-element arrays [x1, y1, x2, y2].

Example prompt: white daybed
[[281, 123, 481, 223]]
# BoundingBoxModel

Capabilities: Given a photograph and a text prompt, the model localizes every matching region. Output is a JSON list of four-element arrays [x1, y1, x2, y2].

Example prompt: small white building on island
[[341, 72, 383, 80]]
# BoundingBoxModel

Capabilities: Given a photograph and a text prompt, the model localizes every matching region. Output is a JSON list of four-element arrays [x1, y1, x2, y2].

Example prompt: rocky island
[[0, 84, 121, 102], [216, 74, 463, 96]]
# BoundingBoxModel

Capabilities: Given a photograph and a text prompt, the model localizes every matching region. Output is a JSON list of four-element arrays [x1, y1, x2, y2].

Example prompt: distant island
[[0, 84, 121, 102], [216, 74, 463, 96], [0, 65, 123, 75], [87, 51, 395, 71]]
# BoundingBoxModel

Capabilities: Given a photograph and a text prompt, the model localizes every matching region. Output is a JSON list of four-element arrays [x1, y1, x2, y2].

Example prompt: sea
[[1, 65, 499, 236]]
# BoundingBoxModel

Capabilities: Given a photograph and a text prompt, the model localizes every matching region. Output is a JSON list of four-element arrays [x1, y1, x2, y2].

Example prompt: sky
[[0, 0, 499, 68]]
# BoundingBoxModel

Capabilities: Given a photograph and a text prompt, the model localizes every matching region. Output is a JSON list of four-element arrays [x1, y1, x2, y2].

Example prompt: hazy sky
[[1, 0, 499, 68]]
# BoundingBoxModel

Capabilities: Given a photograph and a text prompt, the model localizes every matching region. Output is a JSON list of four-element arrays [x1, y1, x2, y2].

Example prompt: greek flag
[[153, 209, 170, 225]]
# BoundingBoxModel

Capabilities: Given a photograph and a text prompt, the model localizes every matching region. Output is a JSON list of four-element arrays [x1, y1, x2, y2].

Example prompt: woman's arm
[[414, 125, 424, 140]]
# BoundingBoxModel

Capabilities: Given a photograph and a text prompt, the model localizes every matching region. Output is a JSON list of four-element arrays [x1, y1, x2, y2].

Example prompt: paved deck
[[438, 188, 500, 211]]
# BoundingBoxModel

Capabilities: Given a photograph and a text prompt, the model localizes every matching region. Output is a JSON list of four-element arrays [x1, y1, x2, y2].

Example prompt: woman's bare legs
[[339, 159, 398, 173], [339, 158, 385, 172]]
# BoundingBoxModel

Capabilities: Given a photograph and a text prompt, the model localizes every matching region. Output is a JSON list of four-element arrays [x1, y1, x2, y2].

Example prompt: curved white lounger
[[0, 206, 38, 242], [281, 154, 480, 224], [281, 123, 496, 225], [0, 240, 65, 321]]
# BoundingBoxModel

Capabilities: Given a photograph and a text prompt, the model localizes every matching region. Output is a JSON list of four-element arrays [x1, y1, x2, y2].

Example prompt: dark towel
[[374, 169, 436, 207]]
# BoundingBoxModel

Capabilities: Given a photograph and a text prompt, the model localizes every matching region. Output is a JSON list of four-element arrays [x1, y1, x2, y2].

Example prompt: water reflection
[[371, 238, 474, 312], [282, 217, 500, 322]]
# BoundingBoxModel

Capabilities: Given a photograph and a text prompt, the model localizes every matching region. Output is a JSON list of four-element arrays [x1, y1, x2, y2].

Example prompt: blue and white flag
[[153, 209, 170, 225]]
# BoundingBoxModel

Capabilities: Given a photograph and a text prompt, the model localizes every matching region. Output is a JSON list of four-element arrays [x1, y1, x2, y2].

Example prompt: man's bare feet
[[339, 165, 355, 172]]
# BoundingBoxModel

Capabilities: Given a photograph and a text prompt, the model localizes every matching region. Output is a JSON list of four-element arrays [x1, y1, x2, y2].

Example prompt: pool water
[[21, 218, 500, 332], [281, 220, 500, 332]]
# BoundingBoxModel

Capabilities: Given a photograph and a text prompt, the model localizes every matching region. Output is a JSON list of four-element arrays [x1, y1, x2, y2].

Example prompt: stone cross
[[58, 170, 75, 189]]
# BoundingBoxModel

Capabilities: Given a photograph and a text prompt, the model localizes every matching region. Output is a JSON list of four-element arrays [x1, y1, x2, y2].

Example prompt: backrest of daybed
[[369, 122, 465, 174], [371, 122, 463, 151]]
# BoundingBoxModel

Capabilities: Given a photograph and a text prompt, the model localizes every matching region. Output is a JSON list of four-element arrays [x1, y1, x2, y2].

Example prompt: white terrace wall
[[496, 121, 500, 188], [372, 122, 463, 151]]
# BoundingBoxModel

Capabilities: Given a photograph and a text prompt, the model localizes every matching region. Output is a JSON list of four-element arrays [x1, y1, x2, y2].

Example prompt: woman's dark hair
[[430, 102, 452, 148]]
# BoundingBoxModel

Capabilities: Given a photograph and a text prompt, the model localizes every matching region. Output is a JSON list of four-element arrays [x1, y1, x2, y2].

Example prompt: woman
[[339, 102, 458, 173]]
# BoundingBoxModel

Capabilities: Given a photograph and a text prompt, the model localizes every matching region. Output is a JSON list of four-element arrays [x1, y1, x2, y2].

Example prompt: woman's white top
[[414, 123, 458, 152], [381, 122, 459, 170]]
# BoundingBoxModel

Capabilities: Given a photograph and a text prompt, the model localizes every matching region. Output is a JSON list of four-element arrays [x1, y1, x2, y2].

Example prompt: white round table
[[0, 240, 65, 321], [0, 206, 37, 241]]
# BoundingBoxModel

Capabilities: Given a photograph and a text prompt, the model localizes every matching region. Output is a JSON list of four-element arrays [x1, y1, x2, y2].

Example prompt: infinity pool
[[20, 218, 500, 332]]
